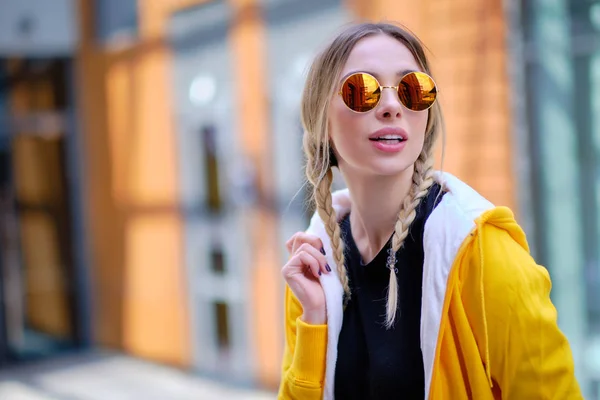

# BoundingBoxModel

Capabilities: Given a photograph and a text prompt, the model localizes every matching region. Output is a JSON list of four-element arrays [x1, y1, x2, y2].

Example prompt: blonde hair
[[301, 22, 445, 328]]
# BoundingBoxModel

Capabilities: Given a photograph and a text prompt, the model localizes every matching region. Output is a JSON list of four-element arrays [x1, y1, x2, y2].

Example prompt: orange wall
[[348, 0, 516, 210], [422, 0, 515, 210], [76, 1, 124, 349], [76, 0, 192, 366]]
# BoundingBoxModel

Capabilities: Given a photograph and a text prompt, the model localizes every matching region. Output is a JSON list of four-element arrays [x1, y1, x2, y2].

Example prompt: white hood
[[304, 171, 494, 400]]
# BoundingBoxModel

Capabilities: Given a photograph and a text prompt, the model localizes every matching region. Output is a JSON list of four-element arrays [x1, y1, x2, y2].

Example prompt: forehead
[[341, 34, 421, 77]]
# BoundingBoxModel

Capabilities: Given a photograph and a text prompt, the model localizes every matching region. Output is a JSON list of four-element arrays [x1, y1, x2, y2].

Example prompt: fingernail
[[318, 270, 322, 276], [320, 247, 326, 255], [326, 264, 331, 272]]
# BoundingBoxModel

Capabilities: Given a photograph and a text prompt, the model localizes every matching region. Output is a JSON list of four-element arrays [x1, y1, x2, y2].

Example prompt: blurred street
[[0, 351, 276, 400]]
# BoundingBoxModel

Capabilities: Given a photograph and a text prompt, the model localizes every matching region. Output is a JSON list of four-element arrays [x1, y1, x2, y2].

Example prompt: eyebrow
[[339, 69, 417, 85]]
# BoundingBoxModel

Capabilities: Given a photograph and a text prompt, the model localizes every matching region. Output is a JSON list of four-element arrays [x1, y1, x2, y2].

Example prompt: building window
[[95, 0, 138, 45], [212, 301, 230, 350], [201, 125, 222, 212], [210, 246, 225, 274]]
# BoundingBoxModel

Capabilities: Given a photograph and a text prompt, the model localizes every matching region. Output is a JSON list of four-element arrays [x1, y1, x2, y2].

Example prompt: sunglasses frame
[[337, 71, 438, 113]]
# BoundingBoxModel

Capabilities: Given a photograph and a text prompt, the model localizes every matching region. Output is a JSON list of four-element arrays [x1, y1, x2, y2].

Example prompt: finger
[[282, 251, 320, 280], [296, 251, 323, 279], [291, 232, 323, 255], [285, 233, 298, 254], [297, 243, 328, 274]]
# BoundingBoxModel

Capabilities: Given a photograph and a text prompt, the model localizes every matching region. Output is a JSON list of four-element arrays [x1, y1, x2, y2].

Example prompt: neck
[[342, 165, 414, 263]]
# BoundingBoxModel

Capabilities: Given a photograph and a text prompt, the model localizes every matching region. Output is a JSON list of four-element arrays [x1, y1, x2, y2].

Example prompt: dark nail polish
[[318, 270, 322, 276], [326, 264, 332, 272], [320, 247, 326, 255]]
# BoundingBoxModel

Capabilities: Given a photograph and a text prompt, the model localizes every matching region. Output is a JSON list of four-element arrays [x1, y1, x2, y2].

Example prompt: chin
[[356, 159, 415, 178], [371, 165, 412, 177]]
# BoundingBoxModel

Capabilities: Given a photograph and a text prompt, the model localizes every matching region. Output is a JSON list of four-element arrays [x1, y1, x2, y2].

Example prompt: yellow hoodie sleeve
[[277, 285, 327, 400], [472, 221, 583, 399]]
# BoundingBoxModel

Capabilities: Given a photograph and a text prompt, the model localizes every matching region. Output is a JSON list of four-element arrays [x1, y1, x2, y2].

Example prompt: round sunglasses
[[338, 71, 438, 113]]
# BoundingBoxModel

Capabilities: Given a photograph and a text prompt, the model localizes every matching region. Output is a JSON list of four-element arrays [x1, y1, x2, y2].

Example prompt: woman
[[278, 22, 582, 400]]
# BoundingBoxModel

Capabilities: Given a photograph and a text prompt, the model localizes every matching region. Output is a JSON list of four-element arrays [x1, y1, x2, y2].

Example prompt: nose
[[375, 87, 402, 119]]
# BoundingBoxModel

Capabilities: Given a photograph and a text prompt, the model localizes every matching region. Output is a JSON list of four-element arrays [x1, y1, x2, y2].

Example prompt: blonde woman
[[278, 22, 582, 400]]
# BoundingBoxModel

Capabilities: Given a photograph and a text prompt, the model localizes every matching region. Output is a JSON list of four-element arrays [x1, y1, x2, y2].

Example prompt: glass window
[[201, 124, 222, 213], [213, 301, 230, 350], [95, 0, 138, 44], [0, 58, 81, 363], [520, 0, 600, 395], [210, 246, 226, 275]]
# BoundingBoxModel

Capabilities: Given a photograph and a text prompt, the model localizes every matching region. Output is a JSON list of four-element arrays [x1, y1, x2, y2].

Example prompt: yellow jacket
[[278, 172, 583, 399]]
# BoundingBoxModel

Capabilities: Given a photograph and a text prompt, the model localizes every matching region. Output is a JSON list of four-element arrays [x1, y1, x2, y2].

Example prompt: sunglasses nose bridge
[[378, 85, 403, 109]]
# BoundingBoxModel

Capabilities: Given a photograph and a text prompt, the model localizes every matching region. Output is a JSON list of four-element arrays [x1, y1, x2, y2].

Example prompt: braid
[[384, 151, 435, 328], [315, 168, 350, 300]]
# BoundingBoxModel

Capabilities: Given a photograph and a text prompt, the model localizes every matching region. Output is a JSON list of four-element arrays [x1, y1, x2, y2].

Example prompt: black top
[[334, 183, 445, 400]]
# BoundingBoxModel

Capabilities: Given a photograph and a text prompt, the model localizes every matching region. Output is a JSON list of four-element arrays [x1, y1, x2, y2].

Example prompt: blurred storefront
[[0, 0, 597, 397], [0, 0, 90, 365]]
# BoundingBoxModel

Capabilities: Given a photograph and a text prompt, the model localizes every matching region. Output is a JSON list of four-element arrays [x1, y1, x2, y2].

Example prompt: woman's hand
[[282, 232, 331, 325]]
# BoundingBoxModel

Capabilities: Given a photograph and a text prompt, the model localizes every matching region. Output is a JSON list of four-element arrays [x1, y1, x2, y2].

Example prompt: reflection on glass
[[341, 73, 380, 112], [341, 72, 436, 112], [399, 72, 436, 111]]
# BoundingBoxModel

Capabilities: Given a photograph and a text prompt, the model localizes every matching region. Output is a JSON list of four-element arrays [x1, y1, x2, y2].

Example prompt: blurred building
[[0, 0, 598, 398]]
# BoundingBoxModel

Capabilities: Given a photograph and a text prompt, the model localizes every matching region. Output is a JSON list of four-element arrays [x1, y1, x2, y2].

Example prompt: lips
[[368, 127, 409, 153], [368, 127, 408, 142]]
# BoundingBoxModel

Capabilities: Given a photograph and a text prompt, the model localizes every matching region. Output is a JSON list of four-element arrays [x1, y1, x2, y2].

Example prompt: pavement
[[0, 351, 277, 400]]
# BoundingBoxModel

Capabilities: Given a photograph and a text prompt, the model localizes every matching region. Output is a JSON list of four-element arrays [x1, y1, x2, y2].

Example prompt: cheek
[[329, 103, 364, 145], [410, 111, 429, 135], [404, 111, 429, 148]]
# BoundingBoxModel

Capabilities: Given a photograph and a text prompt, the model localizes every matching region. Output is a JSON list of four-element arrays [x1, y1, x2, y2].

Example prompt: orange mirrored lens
[[340, 73, 381, 112], [398, 72, 437, 111]]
